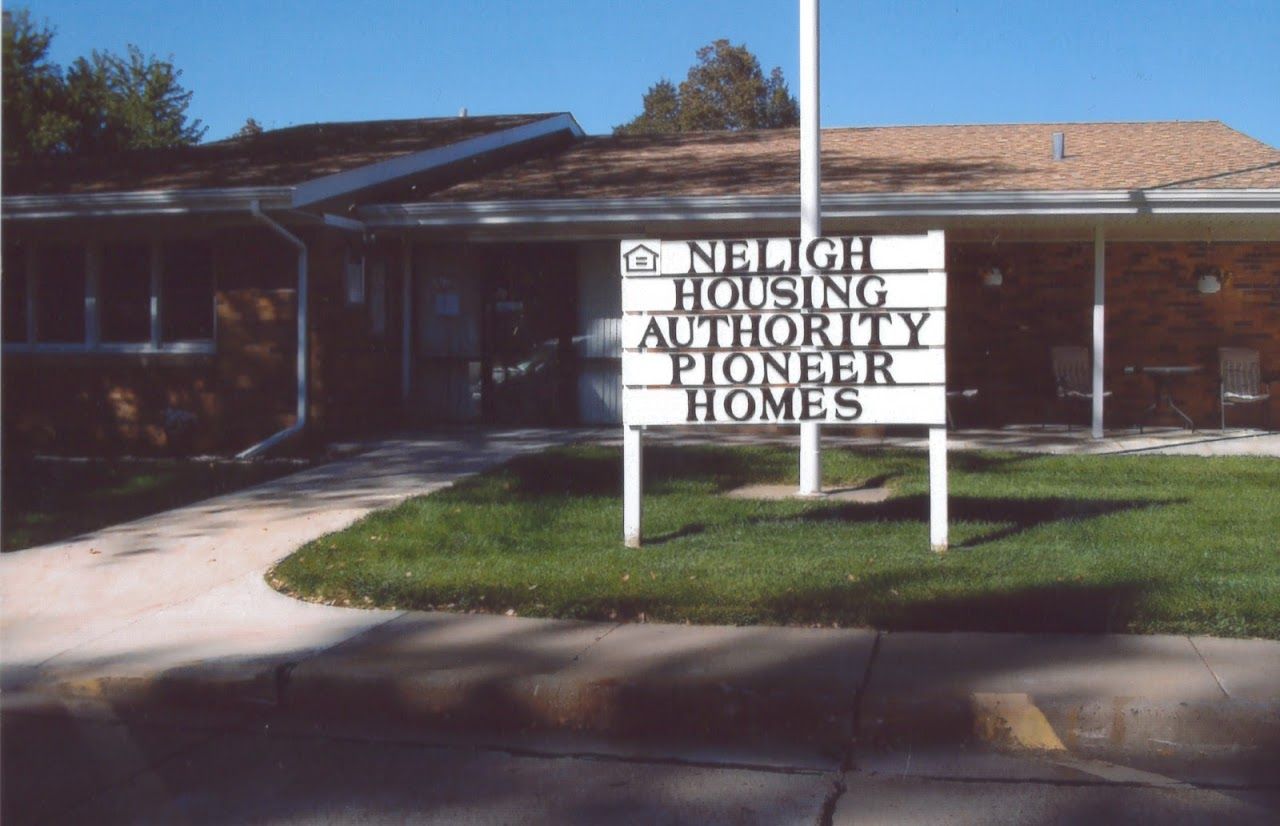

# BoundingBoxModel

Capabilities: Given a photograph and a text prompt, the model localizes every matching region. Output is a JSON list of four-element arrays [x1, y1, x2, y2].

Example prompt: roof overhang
[[1, 186, 294, 221], [357, 189, 1280, 231], [2, 113, 586, 222], [290, 113, 583, 208]]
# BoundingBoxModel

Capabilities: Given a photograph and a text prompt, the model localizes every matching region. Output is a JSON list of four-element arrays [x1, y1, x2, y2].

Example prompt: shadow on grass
[[764, 574, 1148, 634], [451, 444, 799, 501], [746, 495, 1182, 549]]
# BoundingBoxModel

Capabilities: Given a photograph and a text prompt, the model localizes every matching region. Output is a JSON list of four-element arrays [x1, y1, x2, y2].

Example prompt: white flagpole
[[798, 0, 822, 495]]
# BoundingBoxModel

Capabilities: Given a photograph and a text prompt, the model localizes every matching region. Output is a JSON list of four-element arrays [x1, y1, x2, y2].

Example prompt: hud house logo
[[623, 243, 659, 273]]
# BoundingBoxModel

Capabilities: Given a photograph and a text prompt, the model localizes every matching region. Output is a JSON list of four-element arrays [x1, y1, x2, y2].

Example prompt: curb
[[859, 691, 1280, 768]]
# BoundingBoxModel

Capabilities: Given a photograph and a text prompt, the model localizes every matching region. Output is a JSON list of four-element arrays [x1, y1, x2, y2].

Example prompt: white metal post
[[85, 244, 100, 346], [401, 238, 413, 403], [929, 425, 948, 551], [798, 0, 822, 495], [149, 242, 163, 349], [624, 425, 643, 547], [1092, 225, 1106, 439]]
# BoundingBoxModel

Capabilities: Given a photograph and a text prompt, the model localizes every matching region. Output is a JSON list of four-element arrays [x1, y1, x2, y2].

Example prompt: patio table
[[1125, 365, 1203, 431]]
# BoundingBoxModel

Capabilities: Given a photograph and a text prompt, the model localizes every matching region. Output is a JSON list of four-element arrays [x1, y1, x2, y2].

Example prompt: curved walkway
[[2, 426, 1276, 775], [1, 429, 601, 688]]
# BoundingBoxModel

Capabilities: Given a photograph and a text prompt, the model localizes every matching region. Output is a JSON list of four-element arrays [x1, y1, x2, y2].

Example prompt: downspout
[[237, 200, 308, 458]]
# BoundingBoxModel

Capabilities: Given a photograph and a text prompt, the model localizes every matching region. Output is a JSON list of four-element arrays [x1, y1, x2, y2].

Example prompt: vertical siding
[[576, 242, 622, 424]]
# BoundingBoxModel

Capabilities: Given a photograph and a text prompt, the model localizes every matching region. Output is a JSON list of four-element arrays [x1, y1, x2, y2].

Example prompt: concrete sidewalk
[[3, 427, 1278, 780]]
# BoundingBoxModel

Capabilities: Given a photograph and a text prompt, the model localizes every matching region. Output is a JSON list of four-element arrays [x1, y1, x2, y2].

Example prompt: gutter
[[356, 188, 1280, 229], [237, 201, 309, 459], [1, 186, 293, 220]]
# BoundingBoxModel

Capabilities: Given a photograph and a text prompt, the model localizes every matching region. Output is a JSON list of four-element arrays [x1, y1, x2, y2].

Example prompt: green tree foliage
[[2, 8, 205, 160], [615, 39, 799, 135], [233, 117, 265, 138], [2, 10, 72, 158]]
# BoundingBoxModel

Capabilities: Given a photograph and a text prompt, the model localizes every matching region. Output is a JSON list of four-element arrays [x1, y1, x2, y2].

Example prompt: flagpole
[[798, 0, 822, 495]]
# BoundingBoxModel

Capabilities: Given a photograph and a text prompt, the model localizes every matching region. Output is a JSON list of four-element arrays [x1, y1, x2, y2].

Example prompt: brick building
[[3, 115, 1278, 455]]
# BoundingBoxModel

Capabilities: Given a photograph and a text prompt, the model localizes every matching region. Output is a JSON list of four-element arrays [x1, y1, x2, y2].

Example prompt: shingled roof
[[429, 121, 1280, 202], [2, 114, 561, 196]]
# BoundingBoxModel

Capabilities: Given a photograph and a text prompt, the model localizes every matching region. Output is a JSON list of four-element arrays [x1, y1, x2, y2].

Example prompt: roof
[[428, 121, 1280, 202], [2, 114, 561, 196]]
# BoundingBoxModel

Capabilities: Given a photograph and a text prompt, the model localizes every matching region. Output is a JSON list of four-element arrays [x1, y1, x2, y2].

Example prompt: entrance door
[[480, 246, 577, 424]]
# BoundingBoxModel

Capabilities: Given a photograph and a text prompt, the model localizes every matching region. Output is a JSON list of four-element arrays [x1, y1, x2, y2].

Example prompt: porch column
[[401, 238, 413, 403], [1092, 225, 1105, 439]]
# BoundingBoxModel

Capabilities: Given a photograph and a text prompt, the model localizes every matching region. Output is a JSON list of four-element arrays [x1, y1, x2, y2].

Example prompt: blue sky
[[20, 0, 1280, 147]]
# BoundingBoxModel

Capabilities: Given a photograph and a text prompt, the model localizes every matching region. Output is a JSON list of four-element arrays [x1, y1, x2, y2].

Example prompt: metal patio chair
[[1046, 345, 1108, 430], [1219, 347, 1271, 430]]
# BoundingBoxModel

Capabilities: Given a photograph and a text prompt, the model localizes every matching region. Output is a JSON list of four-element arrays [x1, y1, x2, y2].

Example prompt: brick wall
[[2, 227, 299, 456], [947, 241, 1280, 429]]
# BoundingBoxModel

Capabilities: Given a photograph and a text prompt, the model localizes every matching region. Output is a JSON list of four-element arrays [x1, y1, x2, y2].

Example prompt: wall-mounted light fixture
[[980, 266, 1004, 288], [1194, 264, 1231, 295]]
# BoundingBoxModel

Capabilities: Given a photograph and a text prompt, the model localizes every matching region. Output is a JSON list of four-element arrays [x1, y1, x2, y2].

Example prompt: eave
[[357, 189, 1280, 230]]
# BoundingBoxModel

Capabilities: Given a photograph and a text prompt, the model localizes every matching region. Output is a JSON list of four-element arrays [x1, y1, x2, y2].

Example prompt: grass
[[269, 445, 1280, 638], [2, 457, 306, 551]]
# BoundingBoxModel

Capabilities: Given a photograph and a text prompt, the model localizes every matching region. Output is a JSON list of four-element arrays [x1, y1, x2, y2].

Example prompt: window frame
[[3, 239, 216, 356]]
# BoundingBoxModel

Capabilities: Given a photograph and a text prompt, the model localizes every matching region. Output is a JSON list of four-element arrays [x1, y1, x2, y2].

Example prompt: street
[[4, 701, 1276, 825]]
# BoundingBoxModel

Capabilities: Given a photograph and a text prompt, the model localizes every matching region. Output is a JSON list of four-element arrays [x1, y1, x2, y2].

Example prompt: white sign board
[[620, 232, 947, 427]]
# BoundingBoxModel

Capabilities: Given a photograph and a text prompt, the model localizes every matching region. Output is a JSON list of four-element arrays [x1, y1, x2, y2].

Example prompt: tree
[[63, 45, 206, 155], [615, 39, 799, 135], [2, 10, 72, 158], [233, 117, 265, 138], [2, 8, 205, 160]]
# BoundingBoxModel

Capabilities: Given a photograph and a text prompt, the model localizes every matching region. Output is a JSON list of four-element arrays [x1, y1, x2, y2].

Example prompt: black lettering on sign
[[761, 387, 795, 420], [834, 387, 863, 420], [725, 388, 756, 421], [686, 388, 716, 422], [673, 278, 702, 311], [668, 353, 695, 385], [688, 241, 716, 273], [900, 312, 931, 347]]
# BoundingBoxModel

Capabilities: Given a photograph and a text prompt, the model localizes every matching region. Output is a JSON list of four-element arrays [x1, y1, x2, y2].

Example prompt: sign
[[620, 232, 947, 427]]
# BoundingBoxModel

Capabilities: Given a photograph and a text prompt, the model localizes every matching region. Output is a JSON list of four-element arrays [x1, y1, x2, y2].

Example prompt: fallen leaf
[[89, 548, 101, 555], [621, 573, 630, 582]]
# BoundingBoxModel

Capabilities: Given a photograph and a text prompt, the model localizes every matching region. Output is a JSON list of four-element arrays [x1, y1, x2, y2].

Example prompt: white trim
[[2, 187, 293, 220], [4, 340, 215, 356], [358, 189, 1280, 228], [321, 213, 366, 233], [290, 114, 585, 209]]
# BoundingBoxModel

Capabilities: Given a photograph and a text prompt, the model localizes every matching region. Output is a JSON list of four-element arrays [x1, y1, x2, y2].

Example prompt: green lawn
[[269, 445, 1280, 638], [2, 457, 306, 551]]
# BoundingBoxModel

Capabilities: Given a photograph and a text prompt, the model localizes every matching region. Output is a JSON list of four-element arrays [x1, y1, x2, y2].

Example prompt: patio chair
[[1219, 347, 1271, 430], [1046, 346, 1108, 430]]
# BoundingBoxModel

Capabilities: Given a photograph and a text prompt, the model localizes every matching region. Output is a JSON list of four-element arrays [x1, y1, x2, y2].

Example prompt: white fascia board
[[2, 187, 293, 220], [357, 189, 1280, 228], [290, 113, 584, 209]]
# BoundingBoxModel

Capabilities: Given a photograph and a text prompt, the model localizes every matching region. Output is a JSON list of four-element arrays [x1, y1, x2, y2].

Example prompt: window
[[3, 238, 215, 354], [161, 241, 215, 341], [2, 242, 28, 343], [100, 242, 152, 343], [36, 244, 86, 343]]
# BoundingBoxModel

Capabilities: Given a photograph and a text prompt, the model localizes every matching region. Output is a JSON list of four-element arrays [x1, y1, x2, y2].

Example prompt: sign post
[[620, 233, 949, 550]]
